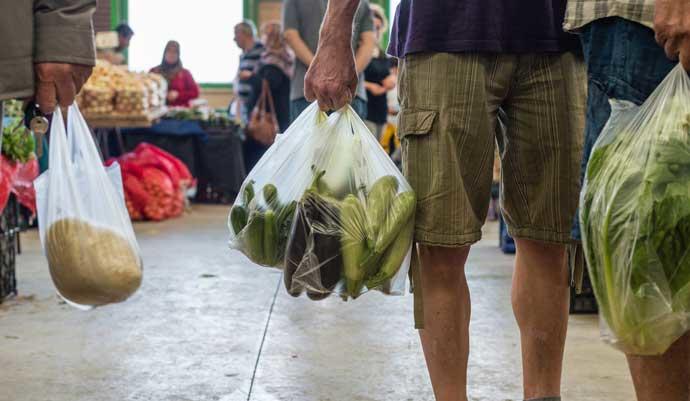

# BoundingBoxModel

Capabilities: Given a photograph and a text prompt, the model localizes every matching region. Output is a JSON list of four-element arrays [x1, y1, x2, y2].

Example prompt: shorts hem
[[414, 229, 481, 248], [507, 226, 574, 245]]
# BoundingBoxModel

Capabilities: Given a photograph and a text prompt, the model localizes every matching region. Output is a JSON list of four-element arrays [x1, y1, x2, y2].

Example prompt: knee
[[418, 245, 470, 289]]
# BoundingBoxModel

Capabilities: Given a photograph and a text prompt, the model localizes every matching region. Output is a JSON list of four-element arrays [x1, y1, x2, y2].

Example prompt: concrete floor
[[0, 205, 636, 401]]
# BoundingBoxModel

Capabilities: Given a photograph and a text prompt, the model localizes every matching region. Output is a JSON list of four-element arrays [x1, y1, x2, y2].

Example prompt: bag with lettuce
[[580, 65, 690, 355], [228, 103, 416, 301]]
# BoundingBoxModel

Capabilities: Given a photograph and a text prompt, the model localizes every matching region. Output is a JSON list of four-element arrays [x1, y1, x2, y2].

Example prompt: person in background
[[305, 2, 585, 401], [564, 0, 690, 400], [242, 22, 295, 171], [0, 0, 96, 117], [99, 23, 134, 65], [150, 41, 199, 107], [283, 0, 376, 122], [364, 4, 396, 139], [233, 21, 265, 124]]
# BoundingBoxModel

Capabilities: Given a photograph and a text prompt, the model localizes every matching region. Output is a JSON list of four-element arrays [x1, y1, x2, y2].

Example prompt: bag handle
[[66, 103, 104, 166]]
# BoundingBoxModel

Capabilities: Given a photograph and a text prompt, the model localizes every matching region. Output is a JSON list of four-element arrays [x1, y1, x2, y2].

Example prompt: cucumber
[[245, 211, 265, 265], [230, 205, 248, 235]]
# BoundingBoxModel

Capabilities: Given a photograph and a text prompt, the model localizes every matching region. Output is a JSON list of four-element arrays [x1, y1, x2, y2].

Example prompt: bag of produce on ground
[[229, 103, 416, 300], [581, 64, 690, 355], [34, 105, 143, 308]]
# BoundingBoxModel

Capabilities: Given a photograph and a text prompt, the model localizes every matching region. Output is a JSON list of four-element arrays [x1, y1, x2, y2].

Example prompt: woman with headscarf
[[150, 41, 199, 107], [243, 22, 295, 171]]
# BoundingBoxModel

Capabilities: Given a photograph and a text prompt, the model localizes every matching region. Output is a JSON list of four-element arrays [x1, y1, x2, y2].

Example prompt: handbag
[[247, 79, 279, 146]]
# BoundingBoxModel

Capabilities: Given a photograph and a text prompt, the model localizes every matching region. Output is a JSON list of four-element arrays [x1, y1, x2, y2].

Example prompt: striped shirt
[[563, 0, 655, 31], [236, 42, 265, 102]]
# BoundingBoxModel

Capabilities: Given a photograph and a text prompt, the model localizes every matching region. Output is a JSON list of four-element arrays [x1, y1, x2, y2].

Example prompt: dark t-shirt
[[364, 54, 392, 125], [388, 0, 580, 57]]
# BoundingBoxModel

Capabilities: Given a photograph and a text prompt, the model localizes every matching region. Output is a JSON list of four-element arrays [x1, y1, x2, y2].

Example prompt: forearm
[[319, 0, 360, 49], [284, 30, 314, 66]]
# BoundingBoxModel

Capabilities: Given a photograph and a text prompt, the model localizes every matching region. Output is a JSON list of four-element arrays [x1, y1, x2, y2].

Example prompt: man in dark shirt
[[305, 1, 586, 400]]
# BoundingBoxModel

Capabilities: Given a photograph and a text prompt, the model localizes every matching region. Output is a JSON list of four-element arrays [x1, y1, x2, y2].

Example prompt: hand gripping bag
[[34, 105, 143, 308], [229, 103, 416, 300]]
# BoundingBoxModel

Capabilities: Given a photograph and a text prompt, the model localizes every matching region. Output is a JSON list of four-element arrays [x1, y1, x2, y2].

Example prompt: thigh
[[501, 52, 586, 244], [398, 52, 505, 247]]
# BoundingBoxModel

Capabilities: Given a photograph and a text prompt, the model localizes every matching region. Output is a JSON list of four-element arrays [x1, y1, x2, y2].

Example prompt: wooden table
[[83, 107, 167, 158]]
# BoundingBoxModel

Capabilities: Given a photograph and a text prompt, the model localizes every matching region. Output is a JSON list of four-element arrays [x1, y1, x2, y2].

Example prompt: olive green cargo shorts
[[398, 52, 586, 246]]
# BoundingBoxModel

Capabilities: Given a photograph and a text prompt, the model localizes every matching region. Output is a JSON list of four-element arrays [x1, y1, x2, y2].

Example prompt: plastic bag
[[580, 65, 690, 355], [34, 105, 143, 309], [229, 103, 415, 300]]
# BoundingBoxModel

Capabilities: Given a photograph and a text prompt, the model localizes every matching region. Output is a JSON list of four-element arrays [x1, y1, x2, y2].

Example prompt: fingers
[[664, 35, 681, 60], [35, 80, 57, 114], [55, 75, 77, 108], [681, 41, 690, 71], [72, 65, 93, 93]]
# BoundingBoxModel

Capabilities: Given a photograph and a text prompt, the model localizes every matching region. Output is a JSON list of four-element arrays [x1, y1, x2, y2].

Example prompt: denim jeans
[[571, 17, 677, 240], [289, 97, 368, 123]]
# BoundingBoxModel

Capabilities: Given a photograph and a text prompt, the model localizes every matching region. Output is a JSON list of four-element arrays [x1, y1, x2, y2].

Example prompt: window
[[128, 0, 244, 84]]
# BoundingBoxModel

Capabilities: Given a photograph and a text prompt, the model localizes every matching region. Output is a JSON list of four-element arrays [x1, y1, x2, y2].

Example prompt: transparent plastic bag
[[34, 105, 143, 309], [229, 103, 415, 300], [580, 65, 690, 355]]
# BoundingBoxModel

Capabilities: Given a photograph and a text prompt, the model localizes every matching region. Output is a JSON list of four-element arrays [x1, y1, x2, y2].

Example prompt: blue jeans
[[290, 97, 368, 123], [571, 17, 676, 240]]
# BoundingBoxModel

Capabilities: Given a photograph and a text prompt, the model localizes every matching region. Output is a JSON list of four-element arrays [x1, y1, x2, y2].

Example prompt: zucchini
[[367, 217, 414, 289], [340, 195, 368, 298], [374, 191, 417, 254], [365, 176, 398, 247]]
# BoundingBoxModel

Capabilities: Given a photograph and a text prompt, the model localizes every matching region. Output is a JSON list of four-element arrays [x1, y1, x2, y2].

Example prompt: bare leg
[[512, 239, 570, 400], [626, 332, 690, 401], [418, 245, 472, 401]]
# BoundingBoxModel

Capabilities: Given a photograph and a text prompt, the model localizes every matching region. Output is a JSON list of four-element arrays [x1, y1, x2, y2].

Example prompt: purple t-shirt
[[388, 0, 580, 57]]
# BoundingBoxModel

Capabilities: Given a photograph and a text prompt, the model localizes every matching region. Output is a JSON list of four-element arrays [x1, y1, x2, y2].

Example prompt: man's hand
[[304, 31, 357, 111], [239, 70, 253, 80], [35, 63, 93, 114], [654, 0, 690, 70], [303, 0, 360, 111]]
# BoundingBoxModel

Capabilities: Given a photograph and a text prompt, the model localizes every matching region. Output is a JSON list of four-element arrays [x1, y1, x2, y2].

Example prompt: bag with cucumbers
[[229, 103, 416, 301]]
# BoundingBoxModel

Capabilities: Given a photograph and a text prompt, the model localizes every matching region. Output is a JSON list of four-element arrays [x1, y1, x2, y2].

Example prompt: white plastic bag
[[229, 103, 415, 300], [35, 105, 143, 308], [580, 65, 690, 355]]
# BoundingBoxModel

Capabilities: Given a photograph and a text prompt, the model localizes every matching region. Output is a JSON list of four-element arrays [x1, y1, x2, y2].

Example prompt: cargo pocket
[[398, 108, 438, 202], [398, 109, 437, 140]]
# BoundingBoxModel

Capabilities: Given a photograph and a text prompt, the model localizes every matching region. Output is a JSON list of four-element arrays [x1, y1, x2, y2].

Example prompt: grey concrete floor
[[0, 205, 635, 401]]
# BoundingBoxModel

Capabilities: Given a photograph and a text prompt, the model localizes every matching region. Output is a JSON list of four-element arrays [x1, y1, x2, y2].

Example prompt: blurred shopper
[[233, 21, 265, 124], [150, 41, 199, 107], [242, 22, 295, 172], [283, 0, 375, 121], [364, 4, 396, 139], [564, 1, 690, 400], [99, 23, 134, 65], [0, 0, 96, 116], [305, 1, 585, 401]]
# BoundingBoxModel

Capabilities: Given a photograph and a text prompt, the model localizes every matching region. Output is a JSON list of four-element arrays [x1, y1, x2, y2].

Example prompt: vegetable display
[[228, 102, 417, 302], [581, 65, 690, 356]]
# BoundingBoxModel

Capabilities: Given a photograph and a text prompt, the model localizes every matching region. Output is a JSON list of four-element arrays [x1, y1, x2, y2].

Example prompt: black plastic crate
[[0, 195, 19, 302]]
